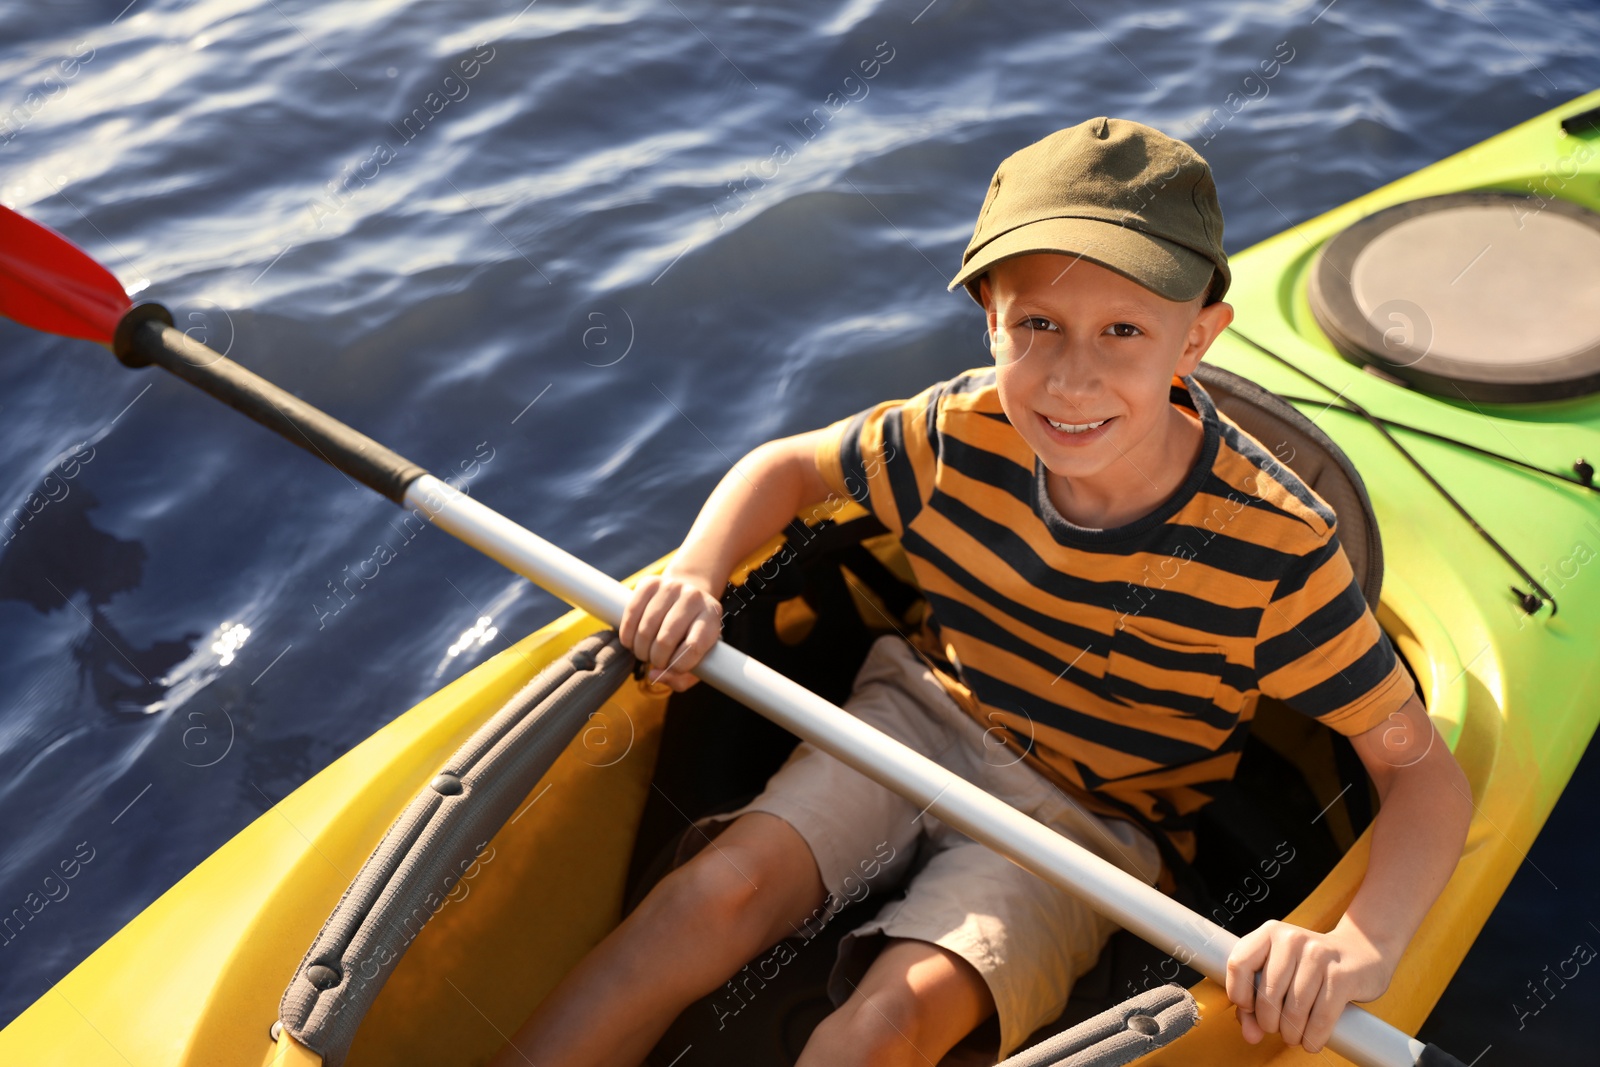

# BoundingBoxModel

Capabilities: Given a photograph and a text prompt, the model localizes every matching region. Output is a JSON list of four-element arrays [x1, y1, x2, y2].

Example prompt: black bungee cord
[[1225, 327, 1558, 616], [1271, 393, 1599, 494]]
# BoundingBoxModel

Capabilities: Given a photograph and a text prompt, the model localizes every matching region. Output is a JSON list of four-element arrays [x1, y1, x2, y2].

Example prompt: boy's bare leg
[[488, 811, 826, 1067], [797, 938, 996, 1067]]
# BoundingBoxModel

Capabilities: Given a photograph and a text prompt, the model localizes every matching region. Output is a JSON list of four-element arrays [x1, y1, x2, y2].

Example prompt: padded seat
[[1191, 361, 1383, 607]]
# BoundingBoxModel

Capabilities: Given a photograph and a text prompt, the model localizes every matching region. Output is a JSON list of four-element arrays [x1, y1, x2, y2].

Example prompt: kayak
[[4, 88, 1599, 1067]]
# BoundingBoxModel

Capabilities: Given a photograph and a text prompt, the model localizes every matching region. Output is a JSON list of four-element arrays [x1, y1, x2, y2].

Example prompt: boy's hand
[[1224, 919, 1394, 1054], [619, 569, 723, 692]]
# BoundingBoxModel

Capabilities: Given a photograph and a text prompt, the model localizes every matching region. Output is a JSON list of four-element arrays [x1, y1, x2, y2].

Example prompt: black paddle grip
[[112, 302, 428, 504]]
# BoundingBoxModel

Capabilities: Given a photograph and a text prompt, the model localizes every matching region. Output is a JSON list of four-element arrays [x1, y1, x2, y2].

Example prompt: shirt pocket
[[1102, 623, 1239, 726]]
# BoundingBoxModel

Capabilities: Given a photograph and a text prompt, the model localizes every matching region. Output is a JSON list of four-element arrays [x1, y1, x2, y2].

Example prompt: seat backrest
[[1192, 363, 1384, 608]]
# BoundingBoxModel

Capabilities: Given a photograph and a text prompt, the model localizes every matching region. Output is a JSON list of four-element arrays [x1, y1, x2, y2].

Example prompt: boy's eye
[[1107, 322, 1142, 338], [1021, 316, 1058, 332]]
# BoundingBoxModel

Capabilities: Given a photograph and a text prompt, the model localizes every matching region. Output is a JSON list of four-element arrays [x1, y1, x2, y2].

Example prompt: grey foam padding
[[278, 629, 635, 1066], [995, 983, 1199, 1067]]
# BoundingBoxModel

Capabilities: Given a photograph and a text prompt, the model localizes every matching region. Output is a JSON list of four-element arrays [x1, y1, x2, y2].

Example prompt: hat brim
[[948, 216, 1219, 306]]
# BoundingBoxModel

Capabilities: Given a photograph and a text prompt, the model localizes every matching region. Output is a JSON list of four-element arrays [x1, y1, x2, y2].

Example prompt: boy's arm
[[1224, 690, 1473, 1053], [618, 429, 836, 691]]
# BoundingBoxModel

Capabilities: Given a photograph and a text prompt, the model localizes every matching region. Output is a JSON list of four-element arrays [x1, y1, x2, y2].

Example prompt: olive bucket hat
[[949, 117, 1230, 306]]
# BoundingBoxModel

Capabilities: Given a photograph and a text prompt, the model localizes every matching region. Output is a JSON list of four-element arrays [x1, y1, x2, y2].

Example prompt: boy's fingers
[[662, 670, 700, 692], [648, 603, 720, 679], [678, 613, 720, 670], [618, 575, 658, 645], [623, 585, 655, 656], [632, 586, 677, 663], [1301, 979, 1345, 1052], [652, 598, 723, 671], [642, 610, 710, 683], [649, 595, 698, 669], [1224, 928, 1271, 1012], [1277, 985, 1310, 1047], [1252, 940, 1298, 1037], [1281, 955, 1324, 1047], [1237, 1008, 1263, 1044]]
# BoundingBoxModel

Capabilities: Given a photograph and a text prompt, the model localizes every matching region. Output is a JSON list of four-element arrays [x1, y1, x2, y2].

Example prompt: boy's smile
[[979, 254, 1233, 529]]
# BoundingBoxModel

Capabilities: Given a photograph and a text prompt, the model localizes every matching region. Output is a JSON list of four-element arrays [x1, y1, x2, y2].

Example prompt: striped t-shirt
[[812, 366, 1416, 865]]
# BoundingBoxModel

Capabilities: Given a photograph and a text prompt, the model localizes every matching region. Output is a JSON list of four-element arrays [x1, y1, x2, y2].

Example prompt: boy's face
[[979, 253, 1233, 487]]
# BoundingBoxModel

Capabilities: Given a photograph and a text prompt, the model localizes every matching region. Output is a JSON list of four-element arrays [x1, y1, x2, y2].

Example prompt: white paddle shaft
[[406, 474, 1428, 1067]]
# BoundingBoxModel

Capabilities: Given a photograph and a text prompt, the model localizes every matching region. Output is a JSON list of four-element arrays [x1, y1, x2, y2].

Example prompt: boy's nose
[[1042, 346, 1103, 401]]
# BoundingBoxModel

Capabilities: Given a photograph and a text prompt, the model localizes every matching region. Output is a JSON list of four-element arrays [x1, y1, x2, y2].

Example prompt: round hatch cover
[[1309, 191, 1600, 402]]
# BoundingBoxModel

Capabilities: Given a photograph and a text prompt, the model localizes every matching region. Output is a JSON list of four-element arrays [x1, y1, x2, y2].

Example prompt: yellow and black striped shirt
[[813, 366, 1416, 863]]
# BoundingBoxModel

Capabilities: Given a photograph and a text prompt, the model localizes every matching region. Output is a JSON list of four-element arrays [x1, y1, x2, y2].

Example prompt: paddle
[[0, 204, 1465, 1067]]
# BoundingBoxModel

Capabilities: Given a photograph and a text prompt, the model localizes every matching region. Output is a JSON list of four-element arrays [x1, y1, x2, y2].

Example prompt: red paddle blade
[[0, 204, 130, 345]]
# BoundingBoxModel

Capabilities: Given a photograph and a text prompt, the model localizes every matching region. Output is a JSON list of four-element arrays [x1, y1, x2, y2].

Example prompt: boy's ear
[[1177, 300, 1234, 376], [978, 275, 999, 344]]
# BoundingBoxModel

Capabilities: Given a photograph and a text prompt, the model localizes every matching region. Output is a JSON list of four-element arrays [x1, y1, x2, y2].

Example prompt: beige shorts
[[675, 634, 1163, 1059]]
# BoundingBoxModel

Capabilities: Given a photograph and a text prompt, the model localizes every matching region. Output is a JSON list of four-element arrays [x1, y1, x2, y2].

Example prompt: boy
[[493, 118, 1472, 1065]]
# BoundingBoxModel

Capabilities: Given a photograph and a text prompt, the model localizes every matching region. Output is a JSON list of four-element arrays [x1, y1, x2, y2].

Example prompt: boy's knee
[[642, 837, 808, 955], [803, 993, 925, 1067], [646, 851, 764, 934]]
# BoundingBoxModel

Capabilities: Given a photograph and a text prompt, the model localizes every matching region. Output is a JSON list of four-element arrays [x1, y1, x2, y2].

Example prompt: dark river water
[[1, 0, 1596, 1059]]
